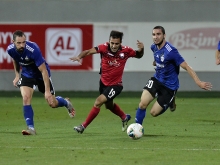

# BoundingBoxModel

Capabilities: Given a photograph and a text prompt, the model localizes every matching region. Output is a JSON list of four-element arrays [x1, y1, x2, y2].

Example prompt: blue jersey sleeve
[[31, 43, 45, 67], [218, 41, 220, 51], [169, 49, 185, 66]]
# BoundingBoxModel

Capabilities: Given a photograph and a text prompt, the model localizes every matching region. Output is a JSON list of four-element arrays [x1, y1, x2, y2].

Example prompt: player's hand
[[216, 58, 220, 65], [45, 91, 53, 106], [215, 53, 220, 65], [69, 56, 82, 65], [137, 40, 144, 49], [199, 81, 212, 91], [13, 77, 20, 87]]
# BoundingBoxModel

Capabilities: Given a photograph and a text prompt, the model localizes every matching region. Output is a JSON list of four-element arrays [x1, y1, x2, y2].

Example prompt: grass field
[[0, 92, 220, 165]]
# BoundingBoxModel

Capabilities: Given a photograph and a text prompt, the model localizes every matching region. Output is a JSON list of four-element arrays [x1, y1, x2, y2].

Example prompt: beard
[[155, 38, 164, 47], [16, 47, 24, 53]]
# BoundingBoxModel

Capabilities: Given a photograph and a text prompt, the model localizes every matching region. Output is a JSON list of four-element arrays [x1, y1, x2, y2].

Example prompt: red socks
[[82, 104, 126, 128], [109, 103, 126, 120], [82, 106, 100, 128]]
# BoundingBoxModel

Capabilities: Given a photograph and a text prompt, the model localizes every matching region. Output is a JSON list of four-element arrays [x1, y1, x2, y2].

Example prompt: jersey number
[[108, 88, 115, 98], [17, 78, 22, 85], [146, 80, 154, 88]]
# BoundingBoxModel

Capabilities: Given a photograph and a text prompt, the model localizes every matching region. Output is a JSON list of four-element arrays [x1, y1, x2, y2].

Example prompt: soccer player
[[135, 26, 212, 125], [70, 30, 144, 134], [7, 30, 76, 135], [215, 41, 220, 65], [153, 60, 176, 111]]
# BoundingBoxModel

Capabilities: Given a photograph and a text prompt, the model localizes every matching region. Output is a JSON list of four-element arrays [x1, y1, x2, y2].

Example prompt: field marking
[[1, 146, 220, 151], [1, 102, 220, 105]]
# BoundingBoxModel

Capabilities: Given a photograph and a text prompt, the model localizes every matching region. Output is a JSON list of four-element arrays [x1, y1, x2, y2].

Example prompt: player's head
[[109, 30, 123, 52], [12, 30, 26, 53], [152, 26, 166, 47]]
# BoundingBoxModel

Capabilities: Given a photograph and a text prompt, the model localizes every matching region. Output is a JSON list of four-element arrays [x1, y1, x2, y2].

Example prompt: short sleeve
[[218, 41, 220, 51]]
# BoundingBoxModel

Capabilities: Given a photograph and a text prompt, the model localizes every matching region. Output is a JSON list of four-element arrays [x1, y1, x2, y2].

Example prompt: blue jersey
[[218, 41, 220, 51], [151, 41, 185, 90], [7, 41, 51, 79]]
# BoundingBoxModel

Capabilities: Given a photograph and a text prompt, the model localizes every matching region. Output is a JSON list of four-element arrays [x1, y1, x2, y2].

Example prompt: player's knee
[[22, 95, 31, 105], [150, 110, 159, 117], [49, 102, 57, 108], [139, 102, 148, 109], [94, 100, 103, 108]]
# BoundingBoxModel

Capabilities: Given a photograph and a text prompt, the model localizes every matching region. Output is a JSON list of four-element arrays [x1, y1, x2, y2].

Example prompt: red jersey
[[96, 42, 137, 86]]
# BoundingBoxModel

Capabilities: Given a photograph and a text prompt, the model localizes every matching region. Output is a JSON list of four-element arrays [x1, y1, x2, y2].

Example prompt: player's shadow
[[143, 134, 165, 137], [0, 131, 20, 135], [198, 119, 220, 124]]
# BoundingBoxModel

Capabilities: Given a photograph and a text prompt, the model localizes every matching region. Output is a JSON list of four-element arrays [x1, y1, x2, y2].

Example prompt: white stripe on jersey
[[165, 44, 172, 52], [7, 44, 14, 51], [26, 44, 34, 53]]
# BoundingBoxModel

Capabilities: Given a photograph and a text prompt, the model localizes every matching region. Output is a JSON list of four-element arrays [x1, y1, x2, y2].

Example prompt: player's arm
[[215, 49, 220, 65], [70, 47, 97, 64], [38, 63, 51, 93], [135, 40, 144, 59], [180, 61, 212, 91], [12, 59, 20, 87], [38, 62, 54, 105]]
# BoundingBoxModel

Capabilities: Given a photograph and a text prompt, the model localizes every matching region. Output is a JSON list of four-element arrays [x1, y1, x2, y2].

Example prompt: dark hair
[[109, 30, 123, 42], [153, 26, 165, 35], [13, 30, 25, 41]]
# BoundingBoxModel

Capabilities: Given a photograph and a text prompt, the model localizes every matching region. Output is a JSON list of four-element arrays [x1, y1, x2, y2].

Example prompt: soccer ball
[[127, 123, 144, 140]]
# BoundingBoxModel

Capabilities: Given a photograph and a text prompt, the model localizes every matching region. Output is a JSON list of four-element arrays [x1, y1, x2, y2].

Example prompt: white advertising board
[[93, 22, 220, 72]]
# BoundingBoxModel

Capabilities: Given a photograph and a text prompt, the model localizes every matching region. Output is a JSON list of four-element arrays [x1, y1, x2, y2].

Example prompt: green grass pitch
[[0, 91, 220, 165]]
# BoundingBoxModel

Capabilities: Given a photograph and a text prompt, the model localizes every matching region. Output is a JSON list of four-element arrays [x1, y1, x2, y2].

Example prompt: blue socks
[[135, 108, 146, 125], [23, 105, 34, 128], [55, 96, 67, 107]]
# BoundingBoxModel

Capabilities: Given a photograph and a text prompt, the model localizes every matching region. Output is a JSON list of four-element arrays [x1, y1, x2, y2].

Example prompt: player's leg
[[135, 77, 157, 125], [169, 93, 177, 112], [102, 84, 130, 131], [135, 89, 154, 125], [74, 81, 124, 133], [104, 85, 127, 120], [74, 94, 107, 134], [150, 86, 175, 116], [105, 100, 128, 121], [105, 99, 131, 131], [17, 76, 36, 135], [37, 77, 75, 118], [150, 101, 164, 117]]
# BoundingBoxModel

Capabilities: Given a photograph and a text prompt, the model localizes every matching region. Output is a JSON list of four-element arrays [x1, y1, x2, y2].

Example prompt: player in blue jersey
[[7, 30, 76, 135], [135, 26, 212, 126], [215, 41, 220, 65], [152, 60, 177, 112]]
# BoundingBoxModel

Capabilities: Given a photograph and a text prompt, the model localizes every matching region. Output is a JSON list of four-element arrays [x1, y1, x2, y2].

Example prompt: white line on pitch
[[1, 146, 220, 151]]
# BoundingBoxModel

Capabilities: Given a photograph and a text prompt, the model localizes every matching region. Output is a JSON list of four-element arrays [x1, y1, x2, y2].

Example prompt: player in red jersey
[[70, 30, 144, 134]]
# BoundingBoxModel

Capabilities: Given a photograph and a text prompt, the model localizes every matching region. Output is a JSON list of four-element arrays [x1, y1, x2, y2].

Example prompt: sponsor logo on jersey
[[108, 59, 120, 67], [25, 56, 30, 61], [19, 61, 34, 66], [156, 62, 164, 68]]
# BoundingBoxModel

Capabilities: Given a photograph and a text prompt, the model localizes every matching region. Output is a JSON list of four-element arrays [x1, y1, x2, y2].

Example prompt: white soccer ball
[[127, 123, 144, 140]]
